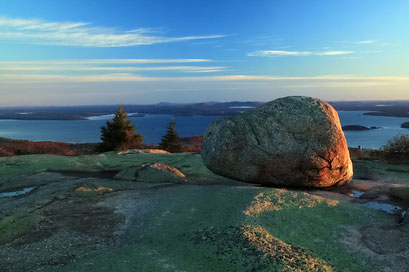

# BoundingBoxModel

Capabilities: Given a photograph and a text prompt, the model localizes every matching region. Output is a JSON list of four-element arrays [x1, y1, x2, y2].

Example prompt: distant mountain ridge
[[0, 101, 264, 120], [330, 100, 409, 117]]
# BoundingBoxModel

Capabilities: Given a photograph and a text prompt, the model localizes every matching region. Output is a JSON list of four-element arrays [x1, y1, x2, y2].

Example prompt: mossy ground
[[0, 213, 42, 244], [0, 153, 407, 271], [353, 159, 409, 183], [43, 186, 389, 272]]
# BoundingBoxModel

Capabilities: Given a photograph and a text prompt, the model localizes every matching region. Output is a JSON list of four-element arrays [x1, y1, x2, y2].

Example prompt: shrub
[[159, 118, 182, 153], [15, 149, 32, 155], [0, 147, 13, 156], [0, 141, 75, 156], [97, 105, 143, 152], [381, 134, 409, 163], [180, 145, 201, 153], [348, 147, 382, 161]]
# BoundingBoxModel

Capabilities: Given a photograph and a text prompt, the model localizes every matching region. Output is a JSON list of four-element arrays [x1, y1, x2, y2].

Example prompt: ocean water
[[0, 114, 224, 145], [339, 111, 409, 149], [0, 111, 408, 149]]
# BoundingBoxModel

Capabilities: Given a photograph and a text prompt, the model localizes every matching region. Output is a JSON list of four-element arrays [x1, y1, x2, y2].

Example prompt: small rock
[[117, 149, 169, 155], [359, 191, 379, 200], [400, 209, 409, 232], [390, 187, 409, 201]]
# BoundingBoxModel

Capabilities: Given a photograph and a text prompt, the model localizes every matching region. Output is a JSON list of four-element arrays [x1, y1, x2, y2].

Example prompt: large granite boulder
[[201, 96, 353, 188]]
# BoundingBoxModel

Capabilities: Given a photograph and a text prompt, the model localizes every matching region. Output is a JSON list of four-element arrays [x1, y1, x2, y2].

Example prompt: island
[[342, 125, 381, 131], [402, 122, 409, 129], [0, 102, 264, 120], [342, 125, 371, 131], [330, 100, 409, 118]]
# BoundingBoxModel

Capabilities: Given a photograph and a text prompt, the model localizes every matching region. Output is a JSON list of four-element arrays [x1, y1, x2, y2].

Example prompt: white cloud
[[319, 51, 354, 56], [356, 40, 375, 44], [0, 16, 226, 47], [247, 50, 354, 57], [337, 40, 375, 44], [0, 59, 212, 65], [0, 65, 224, 73], [0, 59, 223, 74], [1, 73, 409, 84]]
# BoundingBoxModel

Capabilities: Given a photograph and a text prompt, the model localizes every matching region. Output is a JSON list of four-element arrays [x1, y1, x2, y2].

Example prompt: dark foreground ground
[[0, 151, 409, 272]]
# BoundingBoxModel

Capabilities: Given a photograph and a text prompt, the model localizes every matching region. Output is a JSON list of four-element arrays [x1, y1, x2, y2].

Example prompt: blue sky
[[1, 0, 409, 106]]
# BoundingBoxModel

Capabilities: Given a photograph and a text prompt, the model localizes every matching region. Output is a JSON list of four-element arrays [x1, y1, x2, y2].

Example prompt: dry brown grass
[[243, 189, 338, 217], [0, 136, 201, 156], [0, 141, 75, 156], [242, 225, 333, 272]]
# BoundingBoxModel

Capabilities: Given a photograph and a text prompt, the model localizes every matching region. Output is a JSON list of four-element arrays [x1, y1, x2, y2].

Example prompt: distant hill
[[0, 101, 264, 120], [329, 100, 409, 118], [1, 100, 409, 120]]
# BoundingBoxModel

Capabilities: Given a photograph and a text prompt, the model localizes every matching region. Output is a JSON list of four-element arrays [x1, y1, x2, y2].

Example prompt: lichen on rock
[[201, 96, 353, 188], [114, 163, 187, 183]]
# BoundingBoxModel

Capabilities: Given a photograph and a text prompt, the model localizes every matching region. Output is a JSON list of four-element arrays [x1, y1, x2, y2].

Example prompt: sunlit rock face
[[114, 163, 187, 183], [201, 96, 353, 188]]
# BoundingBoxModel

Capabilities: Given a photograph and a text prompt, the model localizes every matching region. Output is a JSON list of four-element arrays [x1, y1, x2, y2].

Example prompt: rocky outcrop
[[201, 96, 353, 188], [390, 187, 409, 201], [115, 163, 186, 183], [117, 149, 170, 155]]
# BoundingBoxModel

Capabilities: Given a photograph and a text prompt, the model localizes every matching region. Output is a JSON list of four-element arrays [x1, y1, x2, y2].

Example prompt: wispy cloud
[[0, 16, 226, 47], [0, 66, 225, 73], [0, 59, 224, 73], [337, 40, 375, 44], [355, 40, 375, 44], [247, 50, 354, 57], [2, 73, 409, 84], [0, 59, 212, 65]]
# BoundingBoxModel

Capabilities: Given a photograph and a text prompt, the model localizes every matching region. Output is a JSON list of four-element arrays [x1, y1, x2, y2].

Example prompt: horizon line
[[2, 99, 409, 108]]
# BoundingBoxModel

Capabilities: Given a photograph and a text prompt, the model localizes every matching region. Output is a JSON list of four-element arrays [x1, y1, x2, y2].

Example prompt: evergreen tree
[[97, 105, 143, 152], [159, 117, 182, 153]]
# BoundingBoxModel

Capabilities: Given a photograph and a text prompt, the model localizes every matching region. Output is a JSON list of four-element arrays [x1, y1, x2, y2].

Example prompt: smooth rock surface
[[201, 96, 353, 188], [115, 163, 187, 183]]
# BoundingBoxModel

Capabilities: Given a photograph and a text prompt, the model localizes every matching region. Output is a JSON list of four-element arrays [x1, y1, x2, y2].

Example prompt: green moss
[[0, 152, 240, 187], [0, 154, 401, 271], [44, 187, 391, 272], [0, 213, 42, 244], [353, 159, 409, 182]]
